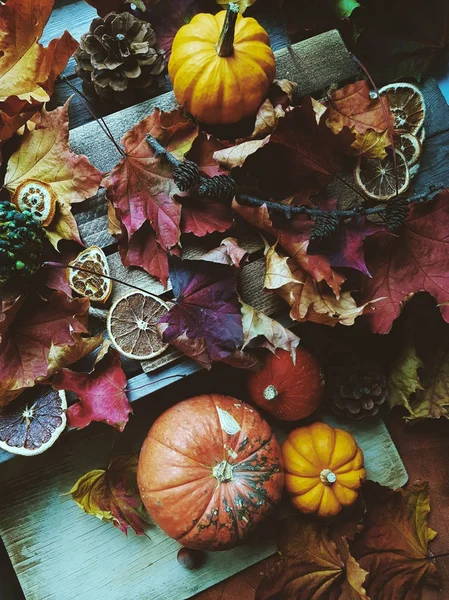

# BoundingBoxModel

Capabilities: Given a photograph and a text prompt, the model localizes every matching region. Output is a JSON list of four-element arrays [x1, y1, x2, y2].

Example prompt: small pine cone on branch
[[385, 197, 409, 231], [198, 175, 236, 203], [310, 212, 340, 242], [74, 12, 166, 105], [174, 160, 201, 192], [328, 360, 388, 420]]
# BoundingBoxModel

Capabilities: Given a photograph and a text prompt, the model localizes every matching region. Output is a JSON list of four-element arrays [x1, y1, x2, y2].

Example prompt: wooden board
[[0, 410, 407, 600]]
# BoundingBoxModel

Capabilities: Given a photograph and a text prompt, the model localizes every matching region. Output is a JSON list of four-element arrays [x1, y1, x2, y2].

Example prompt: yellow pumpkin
[[282, 422, 366, 518], [168, 3, 276, 125]]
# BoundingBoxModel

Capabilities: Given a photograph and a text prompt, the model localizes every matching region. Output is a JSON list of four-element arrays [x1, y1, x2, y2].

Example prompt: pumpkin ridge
[[149, 434, 210, 468], [144, 474, 213, 494], [177, 484, 220, 542], [288, 436, 322, 471], [227, 401, 247, 460], [233, 432, 273, 465], [234, 477, 275, 511], [328, 428, 358, 471]]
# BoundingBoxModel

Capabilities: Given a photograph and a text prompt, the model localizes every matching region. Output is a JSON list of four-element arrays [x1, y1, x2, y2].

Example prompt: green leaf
[[334, 0, 360, 18], [388, 345, 424, 417]]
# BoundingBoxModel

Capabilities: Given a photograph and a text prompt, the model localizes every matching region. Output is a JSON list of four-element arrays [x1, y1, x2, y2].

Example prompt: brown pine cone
[[329, 361, 388, 420], [74, 12, 166, 105]]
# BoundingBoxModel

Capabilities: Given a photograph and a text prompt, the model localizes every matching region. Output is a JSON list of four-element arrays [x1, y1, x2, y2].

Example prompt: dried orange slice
[[68, 246, 112, 304], [0, 388, 67, 456], [379, 83, 425, 135], [107, 291, 169, 360], [394, 132, 421, 167], [12, 179, 56, 226], [354, 149, 410, 201]]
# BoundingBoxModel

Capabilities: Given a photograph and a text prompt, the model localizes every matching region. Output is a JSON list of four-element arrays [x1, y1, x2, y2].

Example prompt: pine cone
[[385, 197, 409, 231], [310, 212, 340, 242], [74, 12, 166, 105], [174, 160, 201, 192], [198, 175, 236, 203], [329, 361, 388, 420]]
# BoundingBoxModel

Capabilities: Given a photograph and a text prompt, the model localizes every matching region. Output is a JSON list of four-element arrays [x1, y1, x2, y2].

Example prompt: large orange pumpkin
[[282, 422, 366, 518], [168, 4, 276, 125], [247, 348, 325, 421], [137, 394, 284, 550]]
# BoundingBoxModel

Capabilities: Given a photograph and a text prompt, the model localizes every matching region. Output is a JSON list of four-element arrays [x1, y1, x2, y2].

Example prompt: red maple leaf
[[361, 191, 449, 333], [104, 107, 198, 257], [54, 345, 132, 431], [0, 292, 89, 404], [179, 133, 233, 237]]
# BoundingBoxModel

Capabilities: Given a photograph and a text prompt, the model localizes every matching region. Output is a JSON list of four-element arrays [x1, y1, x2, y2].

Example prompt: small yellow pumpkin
[[282, 422, 366, 518], [168, 3, 276, 125]]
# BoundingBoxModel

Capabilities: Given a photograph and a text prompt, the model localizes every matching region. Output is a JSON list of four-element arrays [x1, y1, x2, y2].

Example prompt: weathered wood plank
[[0, 403, 407, 600], [69, 31, 358, 171]]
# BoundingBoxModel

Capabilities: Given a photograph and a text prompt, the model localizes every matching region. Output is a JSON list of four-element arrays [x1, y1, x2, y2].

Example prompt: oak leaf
[[103, 108, 198, 280], [68, 455, 149, 535], [54, 344, 132, 431], [325, 80, 393, 159], [256, 515, 369, 600], [240, 301, 300, 360], [4, 101, 103, 248], [352, 481, 440, 600], [0, 0, 78, 138], [158, 255, 244, 367], [361, 191, 449, 334], [0, 292, 90, 405]]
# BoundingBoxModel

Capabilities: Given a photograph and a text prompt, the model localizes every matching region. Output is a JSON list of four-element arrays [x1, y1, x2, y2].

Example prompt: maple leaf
[[118, 223, 169, 289], [103, 108, 198, 267], [256, 515, 369, 600], [234, 202, 345, 296], [4, 101, 103, 249], [352, 481, 440, 600], [148, 0, 202, 59], [179, 132, 233, 237], [240, 301, 300, 360], [263, 241, 376, 327], [361, 191, 449, 334], [54, 344, 132, 432], [46, 333, 103, 379], [325, 80, 393, 159], [68, 454, 150, 535], [0, 0, 78, 142], [353, 0, 449, 83], [201, 237, 249, 268], [0, 292, 89, 405], [388, 345, 425, 419], [238, 98, 355, 200], [157, 255, 244, 367]]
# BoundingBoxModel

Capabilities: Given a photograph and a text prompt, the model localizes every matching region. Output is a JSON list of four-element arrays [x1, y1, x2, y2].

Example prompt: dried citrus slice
[[394, 132, 421, 167], [68, 246, 112, 304], [107, 291, 169, 360], [12, 179, 57, 226], [0, 388, 67, 456], [379, 83, 425, 135], [354, 149, 410, 201]]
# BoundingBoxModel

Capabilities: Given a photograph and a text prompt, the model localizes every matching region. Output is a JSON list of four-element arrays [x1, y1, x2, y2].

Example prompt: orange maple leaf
[[4, 100, 103, 249], [0, 0, 78, 142]]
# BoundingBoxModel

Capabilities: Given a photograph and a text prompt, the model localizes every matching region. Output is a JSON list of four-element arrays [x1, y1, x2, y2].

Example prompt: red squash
[[137, 394, 284, 551], [247, 348, 324, 421]]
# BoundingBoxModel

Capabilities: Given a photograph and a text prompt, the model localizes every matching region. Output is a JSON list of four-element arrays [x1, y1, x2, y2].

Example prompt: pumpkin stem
[[263, 385, 278, 401], [216, 3, 239, 58], [320, 469, 337, 486], [213, 460, 234, 483]]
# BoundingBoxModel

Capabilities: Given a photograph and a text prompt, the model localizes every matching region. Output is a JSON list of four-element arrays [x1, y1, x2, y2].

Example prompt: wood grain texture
[[0, 407, 406, 600]]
